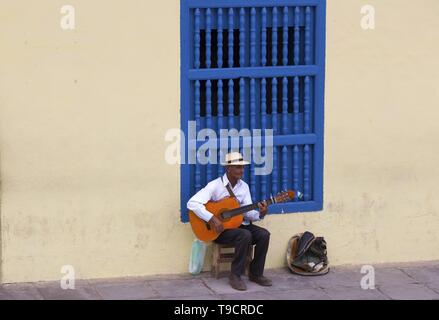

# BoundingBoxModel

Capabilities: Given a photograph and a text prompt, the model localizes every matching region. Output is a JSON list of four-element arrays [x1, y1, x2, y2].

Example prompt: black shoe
[[249, 274, 273, 286], [229, 274, 247, 291]]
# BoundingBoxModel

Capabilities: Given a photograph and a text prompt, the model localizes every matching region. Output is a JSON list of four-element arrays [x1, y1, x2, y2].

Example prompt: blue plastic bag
[[189, 239, 207, 275]]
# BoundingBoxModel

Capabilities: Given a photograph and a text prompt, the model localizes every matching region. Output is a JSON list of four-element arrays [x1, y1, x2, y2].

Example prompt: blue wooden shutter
[[180, 0, 326, 222]]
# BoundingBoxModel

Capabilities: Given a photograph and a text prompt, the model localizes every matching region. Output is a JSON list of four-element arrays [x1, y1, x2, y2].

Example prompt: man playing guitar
[[187, 152, 272, 291]]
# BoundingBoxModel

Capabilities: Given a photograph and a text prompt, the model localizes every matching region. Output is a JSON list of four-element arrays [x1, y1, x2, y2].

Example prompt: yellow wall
[[0, 0, 438, 283]]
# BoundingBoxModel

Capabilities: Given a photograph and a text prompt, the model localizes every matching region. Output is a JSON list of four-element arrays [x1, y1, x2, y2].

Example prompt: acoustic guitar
[[189, 190, 300, 242]]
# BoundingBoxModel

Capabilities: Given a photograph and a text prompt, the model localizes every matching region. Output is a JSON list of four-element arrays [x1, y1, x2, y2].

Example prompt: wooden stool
[[211, 243, 254, 279]]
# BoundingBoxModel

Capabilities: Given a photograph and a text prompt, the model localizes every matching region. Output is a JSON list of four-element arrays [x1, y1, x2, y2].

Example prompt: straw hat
[[221, 152, 250, 166]]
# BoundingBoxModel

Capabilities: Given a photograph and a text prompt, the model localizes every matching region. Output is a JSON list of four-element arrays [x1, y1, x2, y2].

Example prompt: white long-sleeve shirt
[[187, 173, 263, 225]]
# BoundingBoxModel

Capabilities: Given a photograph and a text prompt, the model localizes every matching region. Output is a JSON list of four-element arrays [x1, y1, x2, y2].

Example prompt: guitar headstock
[[274, 190, 302, 203]]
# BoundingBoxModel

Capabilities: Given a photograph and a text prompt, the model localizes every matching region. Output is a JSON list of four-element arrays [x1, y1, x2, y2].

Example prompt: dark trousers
[[214, 224, 270, 277]]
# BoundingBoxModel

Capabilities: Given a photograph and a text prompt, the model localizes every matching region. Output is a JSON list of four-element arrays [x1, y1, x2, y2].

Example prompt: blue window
[[180, 0, 326, 222]]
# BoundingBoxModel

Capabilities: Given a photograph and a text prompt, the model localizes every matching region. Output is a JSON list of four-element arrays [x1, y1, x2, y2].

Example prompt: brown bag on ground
[[286, 231, 330, 276]]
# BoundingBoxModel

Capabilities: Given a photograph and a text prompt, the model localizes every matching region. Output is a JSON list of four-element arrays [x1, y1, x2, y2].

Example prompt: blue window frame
[[180, 0, 326, 222]]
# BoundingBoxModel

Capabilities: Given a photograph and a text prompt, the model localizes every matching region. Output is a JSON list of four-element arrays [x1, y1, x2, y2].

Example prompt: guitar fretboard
[[221, 197, 275, 219]]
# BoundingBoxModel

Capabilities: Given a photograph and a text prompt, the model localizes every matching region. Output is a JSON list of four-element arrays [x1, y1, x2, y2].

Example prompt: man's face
[[227, 165, 245, 180]]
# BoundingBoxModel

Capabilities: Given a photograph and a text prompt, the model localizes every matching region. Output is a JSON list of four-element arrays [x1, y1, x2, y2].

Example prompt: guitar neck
[[222, 197, 275, 219]]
